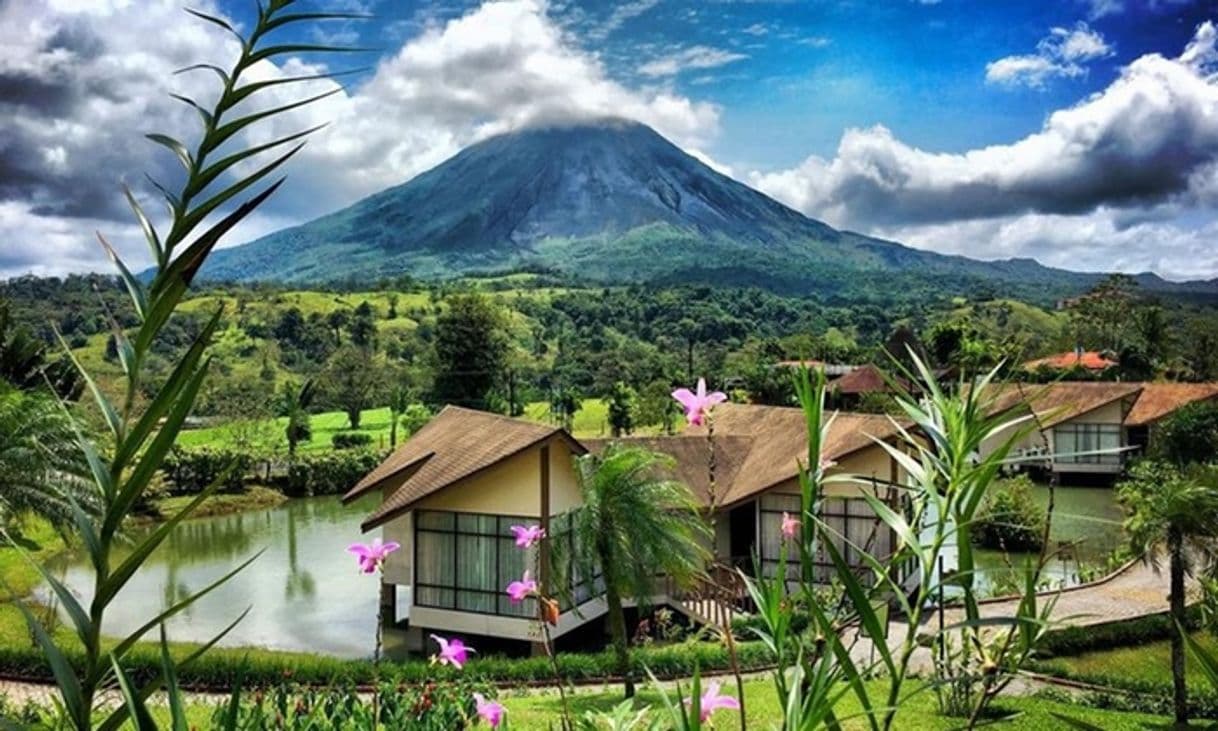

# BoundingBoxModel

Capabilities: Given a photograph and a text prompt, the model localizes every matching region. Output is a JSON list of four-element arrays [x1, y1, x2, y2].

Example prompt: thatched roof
[[1126, 383, 1218, 426], [346, 406, 584, 531], [984, 382, 1142, 428], [828, 364, 906, 395], [591, 403, 904, 507]]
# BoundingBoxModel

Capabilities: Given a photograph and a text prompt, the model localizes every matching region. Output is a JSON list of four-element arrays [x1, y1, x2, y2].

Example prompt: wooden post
[[539, 443, 552, 590]]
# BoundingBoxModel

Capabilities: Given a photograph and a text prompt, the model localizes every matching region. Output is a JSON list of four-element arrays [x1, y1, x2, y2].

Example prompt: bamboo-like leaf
[[820, 530, 896, 678], [183, 7, 243, 41], [203, 87, 340, 158], [159, 627, 189, 731], [16, 603, 85, 728], [109, 657, 158, 730], [226, 67, 366, 107], [187, 123, 327, 201], [173, 62, 232, 86], [24, 558, 92, 645], [169, 93, 214, 128], [262, 11, 371, 33], [54, 329, 122, 442], [172, 145, 300, 250], [118, 308, 221, 467], [102, 359, 210, 542], [122, 184, 164, 273], [860, 490, 920, 556], [144, 173, 183, 215], [161, 178, 286, 293], [146, 133, 193, 171], [95, 608, 252, 731], [246, 43, 374, 66], [96, 231, 148, 320]]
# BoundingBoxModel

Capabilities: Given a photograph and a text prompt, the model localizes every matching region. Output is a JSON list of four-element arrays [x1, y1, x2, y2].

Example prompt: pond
[[974, 483, 1127, 595], [45, 495, 391, 659]]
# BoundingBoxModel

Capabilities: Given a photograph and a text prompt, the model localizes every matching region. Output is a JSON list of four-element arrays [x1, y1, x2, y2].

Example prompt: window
[[758, 493, 899, 585], [413, 509, 604, 618], [415, 510, 535, 618], [1053, 423, 1122, 465]]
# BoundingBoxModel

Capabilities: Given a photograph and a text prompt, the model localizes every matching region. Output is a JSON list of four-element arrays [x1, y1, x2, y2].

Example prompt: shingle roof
[[346, 406, 584, 531], [590, 403, 905, 507], [985, 382, 1142, 428], [1125, 383, 1218, 426], [1022, 351, 1117, 372], [828, 364, 906, 395]]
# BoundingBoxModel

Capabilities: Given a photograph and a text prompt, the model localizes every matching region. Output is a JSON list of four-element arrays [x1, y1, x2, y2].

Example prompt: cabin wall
[[414, 449, 543, 516]]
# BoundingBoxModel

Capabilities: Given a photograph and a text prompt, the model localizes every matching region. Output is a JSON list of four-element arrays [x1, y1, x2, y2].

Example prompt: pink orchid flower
[[346, 538, 400, 574], [473, 693, 505, 728], [688, 681, 741, 723], [506, 569, 538, 603], [430, 634, 474, 669], [510, 524, 546, 549], [671, 378, 727, 427], [781, 512, 800, 540]]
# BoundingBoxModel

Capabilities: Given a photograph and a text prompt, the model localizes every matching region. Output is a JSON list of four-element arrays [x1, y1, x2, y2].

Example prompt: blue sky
[[2, 0, 1218, 279]]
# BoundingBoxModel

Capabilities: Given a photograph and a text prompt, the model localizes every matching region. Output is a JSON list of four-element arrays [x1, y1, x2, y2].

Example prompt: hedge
[[162, 447, 252, 494], [279, 450, 385, 497], [332, 432, 374, 450], [0, 636, 772, 691], [1038, 606, 1203, 658]]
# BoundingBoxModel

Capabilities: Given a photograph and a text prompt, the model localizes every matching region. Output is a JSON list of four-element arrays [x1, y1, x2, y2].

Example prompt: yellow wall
[[415, 448, 543, 516], [751, 442, 901, 500], [548, 439, 584, 515]]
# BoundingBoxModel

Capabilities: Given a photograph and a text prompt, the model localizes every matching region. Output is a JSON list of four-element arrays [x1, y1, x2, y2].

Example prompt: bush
[[1154, 401, 1218, 467], [972, 476, 1046, 552], [161, 447, 252, 494], [332, 431, 374, 450], [1038, 605, 1203, 657], [281, 450, 386, 497]]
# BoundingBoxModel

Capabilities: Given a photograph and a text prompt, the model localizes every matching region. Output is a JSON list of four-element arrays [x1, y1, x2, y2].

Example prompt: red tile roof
[[1022, 351, 1117, 372]]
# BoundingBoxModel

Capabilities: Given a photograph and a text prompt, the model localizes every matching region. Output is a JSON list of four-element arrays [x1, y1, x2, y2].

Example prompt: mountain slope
[[200, 118, 1215, 300]]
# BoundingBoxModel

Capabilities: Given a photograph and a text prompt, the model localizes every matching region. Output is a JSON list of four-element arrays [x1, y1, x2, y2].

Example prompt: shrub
[[332, 431, 374, 450], [161, 447, 252, 494], [281, 450, 386, 497], [972, 476, 1046, 552], [1153, 401, 1218, 467]]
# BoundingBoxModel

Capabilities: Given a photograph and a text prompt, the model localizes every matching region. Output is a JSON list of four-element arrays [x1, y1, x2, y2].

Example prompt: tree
[[1119, 461, 1218, 725], [278, 379, 316, 458], [0, 302, 79, 399], [563, 445, 710, 697], [432, 293, 509, 410], [550, 387, 582, 432], [350, 301, 377, 349], [1154, 402, 1218, 467], [398, 403, 432, 439], [637, 379, 679, 435], [321, 345, 385, 429], [0, 385, 90, 532], [326, 308, 351, 346], [387, 383, 412, 447], [604, 381, 636, 437]]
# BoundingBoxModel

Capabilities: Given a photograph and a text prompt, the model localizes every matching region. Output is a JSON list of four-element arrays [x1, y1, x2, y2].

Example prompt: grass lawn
[[498, 678, 1177, 730], [177, 398, 627, 454], [0, 518, 64, 602], [149, 486, 287, 520], [1041, 630, 1218, 693]]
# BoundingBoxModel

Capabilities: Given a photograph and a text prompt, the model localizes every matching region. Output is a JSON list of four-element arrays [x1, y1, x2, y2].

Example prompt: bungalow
[[985, 382, 1143, 477], [345, 403, 913, 652], [1124, 383, 1218, 451]]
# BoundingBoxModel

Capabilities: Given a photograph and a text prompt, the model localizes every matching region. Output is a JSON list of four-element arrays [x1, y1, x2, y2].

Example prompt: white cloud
[[986, 22, 1113, 88], [751, 22, 1218, 279], [0, 0, 723, 277], [637, 45, 748, 77]]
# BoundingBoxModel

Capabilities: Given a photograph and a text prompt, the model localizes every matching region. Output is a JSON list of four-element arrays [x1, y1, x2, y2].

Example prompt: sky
[[2, 0, 1218, 281]]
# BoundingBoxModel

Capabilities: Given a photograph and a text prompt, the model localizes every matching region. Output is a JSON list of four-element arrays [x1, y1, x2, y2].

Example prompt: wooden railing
[[669, 561, 754, 628]]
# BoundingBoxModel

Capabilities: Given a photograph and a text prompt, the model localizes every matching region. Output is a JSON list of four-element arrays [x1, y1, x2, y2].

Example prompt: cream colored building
[[345, 404, 911, 651]]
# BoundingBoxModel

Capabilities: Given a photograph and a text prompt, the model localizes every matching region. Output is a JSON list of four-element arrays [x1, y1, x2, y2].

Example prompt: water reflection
[[47, 495, 382, 658]]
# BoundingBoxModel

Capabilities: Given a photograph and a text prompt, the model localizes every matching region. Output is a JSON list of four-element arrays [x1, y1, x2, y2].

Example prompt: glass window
[[1053, 423, 1122, 465], [415, 509, 538, 618]]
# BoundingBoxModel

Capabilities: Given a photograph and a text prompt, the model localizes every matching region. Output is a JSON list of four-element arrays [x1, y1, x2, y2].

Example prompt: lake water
[[46, 495, 387, 658], [44, 485, 1125, 657], [974, 484, 1127, 594]]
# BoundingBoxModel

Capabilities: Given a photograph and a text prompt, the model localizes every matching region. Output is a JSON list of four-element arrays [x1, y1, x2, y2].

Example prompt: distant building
[[1021, 348, 1117, 374], [1125, 383, 1218, 451], [772, 360, 857, 377]]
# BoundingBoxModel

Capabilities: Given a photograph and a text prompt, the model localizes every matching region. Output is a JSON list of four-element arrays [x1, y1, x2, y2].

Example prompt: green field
[[1043, 630, 1218, 693], [176, 398, 621, 454]]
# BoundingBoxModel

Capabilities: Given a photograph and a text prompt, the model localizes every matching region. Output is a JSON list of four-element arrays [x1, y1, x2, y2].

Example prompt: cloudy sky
[[2, 0, 1217, 280]]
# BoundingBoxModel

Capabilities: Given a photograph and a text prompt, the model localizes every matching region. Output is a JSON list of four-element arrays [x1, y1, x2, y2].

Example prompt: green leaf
[[160, 626, 189, 731], [96, 231, 148, 320], [169, 93, 214, 128], [262, 11, 372, 33], [820, 529, 896, 678], [245, 43, 374, 66], [146, 133, 193, 171], [122, 184, 164, 273], [109, 657, 159, 730], [226, 67, 366, 108], [1181, 620, 1218, 692], [118, 307, 221, 467], [187, 123, 327, 201], [203, 87, 340, 159], [860, 490, 921, 557], [183, 7, 243, 41], [54, 329, 123, 442], [15, 603, 85, 728], [173, 62, 232, 86]]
